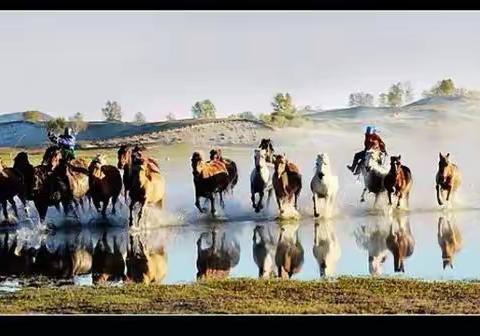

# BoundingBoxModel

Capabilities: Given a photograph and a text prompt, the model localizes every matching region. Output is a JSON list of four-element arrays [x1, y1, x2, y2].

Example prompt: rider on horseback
[[48, 127, 77, 162], [347, 126, 387, 175]]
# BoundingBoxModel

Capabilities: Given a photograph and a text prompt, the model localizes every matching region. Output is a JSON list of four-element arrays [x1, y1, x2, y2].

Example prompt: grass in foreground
[[1, 277, 480, 314]]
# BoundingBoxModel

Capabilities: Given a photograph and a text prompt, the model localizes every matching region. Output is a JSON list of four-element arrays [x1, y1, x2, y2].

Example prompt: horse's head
[[191, 151, 204, 176], [274, 154, 287, 177], [89, 154, 107, 174], [209, 148, 222, 161], [259, 138, 274, 162], [364, 149, 381, 173], [390, 155, 402, 172], [117, 145, 131, 169], [14, 152, 30, 169], [315, 153, 330, 179], [438, 152, 451, 184], [43, 146, 62, 170]]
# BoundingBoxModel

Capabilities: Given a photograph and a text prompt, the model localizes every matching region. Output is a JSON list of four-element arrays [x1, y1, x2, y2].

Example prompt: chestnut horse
[[384, 155, 413, 209], [272, 154, 302, 215], [126, 234, 167, 284], [191, 151, 229, 217], [129, 151, 165, 227], [436, 153, 461, 206], [88, 154, 123, 217]]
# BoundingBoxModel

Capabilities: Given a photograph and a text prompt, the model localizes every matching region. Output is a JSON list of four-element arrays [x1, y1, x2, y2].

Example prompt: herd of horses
[[0, 138, 463, 226]]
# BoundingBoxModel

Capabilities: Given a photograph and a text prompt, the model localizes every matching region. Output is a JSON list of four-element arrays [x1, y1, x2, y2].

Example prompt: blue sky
[[0, 11, 479, 121]]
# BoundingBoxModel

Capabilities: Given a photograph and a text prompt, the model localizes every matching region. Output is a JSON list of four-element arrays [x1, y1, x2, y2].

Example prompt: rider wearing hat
[[48, 127, 77, 162], [347, 126, 387, 174]]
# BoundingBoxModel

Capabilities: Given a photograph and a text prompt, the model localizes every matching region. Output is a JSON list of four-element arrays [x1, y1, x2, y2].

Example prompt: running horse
[[435, 153, 461, 206], [191, 151, 229, 217], [384, 155, 413, 209], [250, 148, 274, 213], [272, 154, 302, 215], [0, 156, 29, 222], [360, 148, 389, 206]]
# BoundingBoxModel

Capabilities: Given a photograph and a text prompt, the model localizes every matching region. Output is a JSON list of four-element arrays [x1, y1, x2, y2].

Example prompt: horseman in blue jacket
[[48, 127, 77, 162]]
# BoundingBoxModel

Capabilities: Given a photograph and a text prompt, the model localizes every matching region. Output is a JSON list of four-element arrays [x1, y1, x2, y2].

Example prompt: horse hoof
[[314, 213, 319, 218], [360, 199, 365, 203], [255, 208, 260, 213]]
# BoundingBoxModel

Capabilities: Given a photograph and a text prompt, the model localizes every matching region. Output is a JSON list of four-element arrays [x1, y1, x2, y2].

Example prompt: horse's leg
[[266, 189, 273, 209], [251, 188, 257, 209], [210, 195, 216, 217], [101, 199, 108, 218], [157, 198, 164, 210], [276, 196, 283, 214], [219, 192, 225, 209], [397, 192, 403, 209], [446, 185, 452, 203], [387, 189, 393, 206], [195, 192, 205, 213], [112, 195, 118, 215], [129, 201, 135, 227], [2, 200, 8, 222], [436, 184, 443, 206], [9, 198, 19, 219], [360, 188, 367, 203], [313, 194, 319, 218], [137, 201, 145, 226], [294, 191, 300, 210], [256, 191, 264, 213]]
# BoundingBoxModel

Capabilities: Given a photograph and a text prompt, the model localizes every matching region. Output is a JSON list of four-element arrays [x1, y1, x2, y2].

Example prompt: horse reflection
[[313, 219, 341, 277], [0, 230, 36, 276], [92, 230, 127, 283], [275, 223, 304, 279], [354, 218, 389, 276], [34, 230, 93, 278], [252, 225, 277, 278], [126, 233, 167, 284], [196, 230, 240, 280], [386, 213, 415, 273], [438, 215, 462, 269]]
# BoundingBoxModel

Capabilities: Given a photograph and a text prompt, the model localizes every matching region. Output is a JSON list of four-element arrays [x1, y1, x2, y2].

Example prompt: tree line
[[22, 78, 477, 132]]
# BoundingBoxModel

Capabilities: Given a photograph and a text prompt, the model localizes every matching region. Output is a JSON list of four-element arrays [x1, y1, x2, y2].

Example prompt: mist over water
[[2, 119, 480, 291]]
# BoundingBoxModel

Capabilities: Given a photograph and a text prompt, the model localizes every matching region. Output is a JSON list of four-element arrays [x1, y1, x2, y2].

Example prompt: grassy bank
[[1, 277, 479, 314]]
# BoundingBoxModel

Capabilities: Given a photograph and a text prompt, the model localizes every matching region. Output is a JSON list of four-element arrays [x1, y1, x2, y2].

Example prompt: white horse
[[360, 149, 389, 206], [354, 218, 390, 276], [250, 149, 274, 213], [313, 220, 341, 277], [252, 225, 277, 278], [310, 153, 338, 218]]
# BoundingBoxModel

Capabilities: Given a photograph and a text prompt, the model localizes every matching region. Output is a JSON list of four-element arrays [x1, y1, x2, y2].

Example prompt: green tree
[[46, 117, 67, 133], [228, 111, 257, 120], [191, 100, 216, 119], [271, 93, 297, 119], [166, 112, 176, 121], [102, 100, 123, 121], [69, 112, 87, 133], [378, 93, 388, 107], [133, 112, 146, 124], [423, 79, 456, 98], [387, 82, 405, 107], [24, 110, 42, 123]]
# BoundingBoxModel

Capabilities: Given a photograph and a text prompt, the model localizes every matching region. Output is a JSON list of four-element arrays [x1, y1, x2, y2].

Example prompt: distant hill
[[0, 111, 53, 123]]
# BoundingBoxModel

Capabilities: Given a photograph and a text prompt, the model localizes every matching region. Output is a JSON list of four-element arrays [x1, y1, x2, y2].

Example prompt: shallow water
[[1, 125, 480, 290]]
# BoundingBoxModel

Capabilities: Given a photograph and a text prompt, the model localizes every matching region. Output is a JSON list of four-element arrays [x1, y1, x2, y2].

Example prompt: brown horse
[[438, 215, 463, 269], [191, 151, 229, 217], [196, 230, 240, 280], [275, 224, 304, 279], [436, 153, 461, 206], [386, 214, 415, 273], [272, 154, 302, 215], [259, 138, 275, 163], [209, 148, 238, 192], [129, 151, 165, 227], [0, 159, 28, 222], [88, 154, 122, 217], [126, 234, 167, 284], [384, 155, 413, 209]]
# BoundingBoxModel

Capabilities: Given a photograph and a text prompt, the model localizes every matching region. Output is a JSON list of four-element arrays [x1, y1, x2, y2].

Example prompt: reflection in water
[[0, 230, 36, 277], [126, 233, 167, 284], [386, 213, 415, 273], [196, 229, 240, 280], [275, 223, 304, 279], [252, 224, 278, 278], [92, 230, 127, 283], [313, 219, 341, 278], [438, 214, 463, 269], [354, 217, 389, 276]]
